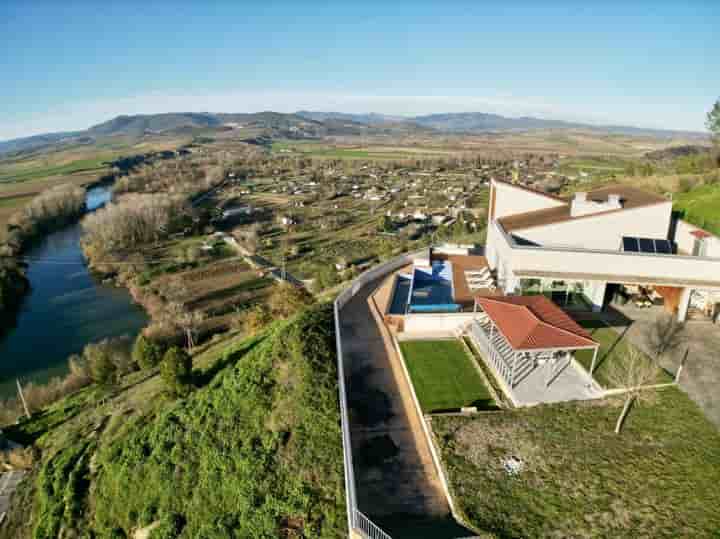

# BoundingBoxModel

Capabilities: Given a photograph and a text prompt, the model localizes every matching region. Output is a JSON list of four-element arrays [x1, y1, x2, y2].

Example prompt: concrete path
[[340, 275, 475, 538]]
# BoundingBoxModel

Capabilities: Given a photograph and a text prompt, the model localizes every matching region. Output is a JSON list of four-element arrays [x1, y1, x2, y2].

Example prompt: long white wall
[[403, 313, 476, 334], [514, 202, 673, 250], [490, 180, 565, 221]]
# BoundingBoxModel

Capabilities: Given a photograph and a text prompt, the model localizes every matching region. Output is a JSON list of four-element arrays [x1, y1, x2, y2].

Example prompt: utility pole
[[16, 379, 30, 419]]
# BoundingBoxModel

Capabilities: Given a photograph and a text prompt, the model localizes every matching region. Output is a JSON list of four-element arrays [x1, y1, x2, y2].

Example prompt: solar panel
[[622, 236, 675, 254], [639, 238, 655, 253], [654, 239, 672, 254], [622, 237, 639, 252]]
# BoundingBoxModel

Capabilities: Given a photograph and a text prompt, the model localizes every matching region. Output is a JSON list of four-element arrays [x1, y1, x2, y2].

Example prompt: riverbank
[[0, 185, 149, 399]]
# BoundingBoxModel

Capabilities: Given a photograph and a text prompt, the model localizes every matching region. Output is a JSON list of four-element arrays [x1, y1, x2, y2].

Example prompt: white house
[[485, 179, 720, 321]]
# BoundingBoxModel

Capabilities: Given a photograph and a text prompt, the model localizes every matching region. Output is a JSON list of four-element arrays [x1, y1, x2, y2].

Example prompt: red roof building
[[474, 296, 596, 350], [470, 295, 600, 394]]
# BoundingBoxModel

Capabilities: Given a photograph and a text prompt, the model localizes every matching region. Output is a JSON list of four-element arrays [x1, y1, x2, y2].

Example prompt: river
[[0, 185, 149, 398]]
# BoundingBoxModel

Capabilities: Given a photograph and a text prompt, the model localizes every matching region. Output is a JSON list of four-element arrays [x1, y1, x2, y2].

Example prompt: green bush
[[160, 347, 193, 397], [133, 335, 163, 370]]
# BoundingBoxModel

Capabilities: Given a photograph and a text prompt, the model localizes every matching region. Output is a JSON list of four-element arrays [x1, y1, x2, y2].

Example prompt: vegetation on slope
[[1, 303, 346, 539], [433, 387, 720, 538]]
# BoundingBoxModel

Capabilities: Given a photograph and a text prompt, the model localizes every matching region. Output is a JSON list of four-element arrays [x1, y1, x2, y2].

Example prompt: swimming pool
[[390, 261, 460, 314]]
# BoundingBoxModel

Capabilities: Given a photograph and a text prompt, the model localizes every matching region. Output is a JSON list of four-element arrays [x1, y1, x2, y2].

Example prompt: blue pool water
[[389, 261, 460, 314]]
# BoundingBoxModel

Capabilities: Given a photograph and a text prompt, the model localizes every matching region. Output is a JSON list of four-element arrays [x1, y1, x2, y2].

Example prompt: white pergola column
[[589, 346, 599, 374], [587, 280, 607, 312], [509, 351, 518, 387], [677, 287, 693, 322]]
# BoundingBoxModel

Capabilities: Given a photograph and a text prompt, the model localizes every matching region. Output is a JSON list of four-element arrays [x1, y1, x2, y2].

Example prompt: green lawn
[[575, 322, 673, 388], [673, 183, 720, 236], [433, 387, 720, 538], [400, 339, 496, 413]]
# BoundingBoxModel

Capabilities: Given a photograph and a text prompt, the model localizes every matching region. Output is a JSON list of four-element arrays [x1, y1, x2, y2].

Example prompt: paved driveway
[[341, 276, 449, 520], [607, 305, 720, 428]]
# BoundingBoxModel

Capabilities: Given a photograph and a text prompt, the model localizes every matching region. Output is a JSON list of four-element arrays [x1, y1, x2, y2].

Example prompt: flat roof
[[476, 296, 597, 351], [498, 185, 669, 233]]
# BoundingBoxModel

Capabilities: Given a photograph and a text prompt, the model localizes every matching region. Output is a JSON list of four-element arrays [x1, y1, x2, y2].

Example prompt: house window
[[520, 278, 542, 295]]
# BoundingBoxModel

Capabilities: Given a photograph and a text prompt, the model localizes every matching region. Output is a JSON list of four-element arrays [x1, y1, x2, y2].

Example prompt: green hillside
[[1, 303, 346, 539], [673, 182, 720, 235]]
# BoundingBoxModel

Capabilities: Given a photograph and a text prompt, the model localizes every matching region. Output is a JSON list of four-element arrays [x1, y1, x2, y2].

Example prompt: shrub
[[160, 347, 193, 397], [268, 282, 314, 319], [133, 335, 163, 370], [243, 304, 272, 335]]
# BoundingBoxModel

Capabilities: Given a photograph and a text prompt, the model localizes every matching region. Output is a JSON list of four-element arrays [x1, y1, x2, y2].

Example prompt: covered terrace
[[469, 295, 602, 406]]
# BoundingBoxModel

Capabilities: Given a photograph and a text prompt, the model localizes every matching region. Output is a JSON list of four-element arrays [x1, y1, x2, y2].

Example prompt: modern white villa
[[485, 179, 720, 322]]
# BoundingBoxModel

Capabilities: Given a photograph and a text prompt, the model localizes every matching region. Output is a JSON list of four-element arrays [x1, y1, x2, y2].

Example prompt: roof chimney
[[607, 193, 622, 207]]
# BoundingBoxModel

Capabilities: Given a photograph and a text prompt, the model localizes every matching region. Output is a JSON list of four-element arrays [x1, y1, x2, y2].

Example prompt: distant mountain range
[[0, 110, 707, 157], [296, 111, 707, 139]]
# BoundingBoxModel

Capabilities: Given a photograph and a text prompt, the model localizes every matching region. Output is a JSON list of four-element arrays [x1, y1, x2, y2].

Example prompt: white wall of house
[[513, 202, 673, 250], [584, 280, 607, 311], [675, 219, 720, 257], [491, 221, 720, 289], [403, 313, 476, 334], [491, 180, 565, 221]]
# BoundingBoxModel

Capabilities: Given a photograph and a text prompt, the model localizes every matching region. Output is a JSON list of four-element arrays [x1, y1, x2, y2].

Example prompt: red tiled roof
[[691, 229, 713, 239], [475, 296, 597, 350]]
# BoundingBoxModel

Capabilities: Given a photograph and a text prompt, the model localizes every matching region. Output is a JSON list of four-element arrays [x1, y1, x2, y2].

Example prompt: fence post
[[675, 347, 689, 383]]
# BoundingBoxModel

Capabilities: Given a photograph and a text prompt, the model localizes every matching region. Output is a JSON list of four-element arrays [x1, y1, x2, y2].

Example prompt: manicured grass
[[433, 387, 720, 538], [673, 183, 720, 236], [575, 322, 672, 388], [400, 339, 496, 413]]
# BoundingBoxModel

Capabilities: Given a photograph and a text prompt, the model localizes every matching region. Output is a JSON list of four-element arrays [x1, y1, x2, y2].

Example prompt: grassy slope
[[1, 304, 346, 539], [673, 182, 720, 235], [434, 387, 720, 538], [400, 340, 495, 412]]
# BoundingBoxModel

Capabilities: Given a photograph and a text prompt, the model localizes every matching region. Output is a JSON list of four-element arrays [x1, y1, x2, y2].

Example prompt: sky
[[1, 1, 718, 141]]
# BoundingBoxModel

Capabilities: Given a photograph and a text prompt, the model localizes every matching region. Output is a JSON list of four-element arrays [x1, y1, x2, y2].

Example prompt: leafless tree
[[164, 302, 206, 350], [646, 312, 685, 358], [607, 348, 659, 434]]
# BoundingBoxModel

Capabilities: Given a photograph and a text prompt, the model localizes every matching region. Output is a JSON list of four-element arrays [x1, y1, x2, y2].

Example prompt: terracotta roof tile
[[476, 296, 597, 350]]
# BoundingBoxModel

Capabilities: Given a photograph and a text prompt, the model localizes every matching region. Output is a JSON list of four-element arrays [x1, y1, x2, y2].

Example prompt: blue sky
[[1, 1, 718, 140]]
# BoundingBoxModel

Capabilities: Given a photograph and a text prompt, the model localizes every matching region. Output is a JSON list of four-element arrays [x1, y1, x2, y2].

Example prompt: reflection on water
[[0, 186, 148, 397]]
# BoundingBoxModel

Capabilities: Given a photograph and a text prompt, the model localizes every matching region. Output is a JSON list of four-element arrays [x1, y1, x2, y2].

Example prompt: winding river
[[0, 186, 148, 398]]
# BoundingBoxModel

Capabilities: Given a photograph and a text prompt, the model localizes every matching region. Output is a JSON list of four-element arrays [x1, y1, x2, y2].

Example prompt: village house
[[485, 179, 720, 321]]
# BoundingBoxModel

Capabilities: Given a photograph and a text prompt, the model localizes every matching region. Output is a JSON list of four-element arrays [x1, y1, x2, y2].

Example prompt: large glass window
[[519, 278, 542, 295]]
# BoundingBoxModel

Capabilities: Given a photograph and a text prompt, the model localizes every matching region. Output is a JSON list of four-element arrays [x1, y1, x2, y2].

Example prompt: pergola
[[471, 295, 599, 389]]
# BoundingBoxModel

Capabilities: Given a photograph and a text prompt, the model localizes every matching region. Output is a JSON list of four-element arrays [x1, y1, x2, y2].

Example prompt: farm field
[[271, 140, 458, 160], [400, 339, 496, 412], [433, 387, 720, 538]]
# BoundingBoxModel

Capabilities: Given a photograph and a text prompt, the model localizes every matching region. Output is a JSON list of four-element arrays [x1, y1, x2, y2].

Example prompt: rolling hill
[[1, 109, 708, 158]]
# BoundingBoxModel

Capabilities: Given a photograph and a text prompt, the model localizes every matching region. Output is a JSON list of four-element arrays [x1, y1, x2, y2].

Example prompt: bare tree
[[646, 313, 685, 358], [164, 302, 205, 350], [607, 348, 659, 434]]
